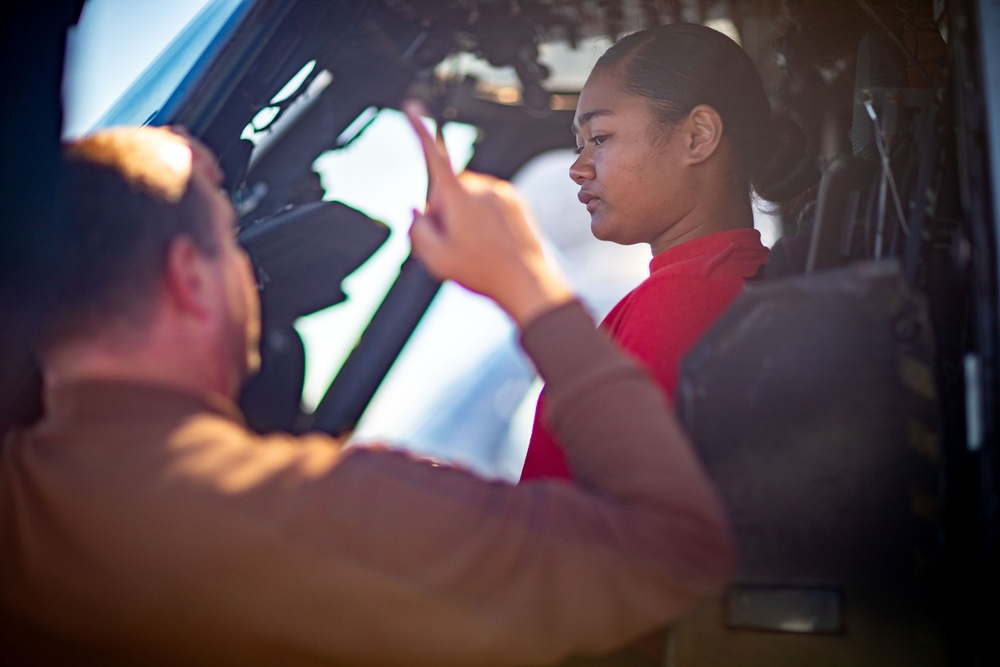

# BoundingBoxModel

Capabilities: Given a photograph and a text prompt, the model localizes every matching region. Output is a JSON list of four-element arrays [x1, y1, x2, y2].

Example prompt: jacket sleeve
[[0, 301, 735, 667], [286, 299, 736, 666]]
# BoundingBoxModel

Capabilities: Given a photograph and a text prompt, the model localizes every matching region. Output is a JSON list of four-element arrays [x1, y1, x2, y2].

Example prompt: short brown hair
[[42, 128, 220, 348]]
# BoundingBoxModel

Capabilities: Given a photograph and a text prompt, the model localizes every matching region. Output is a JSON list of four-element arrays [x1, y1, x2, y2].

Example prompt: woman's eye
[[573, 135, 607, 154]]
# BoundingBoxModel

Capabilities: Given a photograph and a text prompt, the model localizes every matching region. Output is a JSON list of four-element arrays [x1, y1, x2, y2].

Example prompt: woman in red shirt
[[520, 23, 817, 481]]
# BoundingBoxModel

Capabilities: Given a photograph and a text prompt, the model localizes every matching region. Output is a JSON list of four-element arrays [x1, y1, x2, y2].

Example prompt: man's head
[[42, 126, 260, 397]]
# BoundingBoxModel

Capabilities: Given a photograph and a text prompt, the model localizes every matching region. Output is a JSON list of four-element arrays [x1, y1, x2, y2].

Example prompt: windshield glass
[[298, 108, 477, 414], [64, 0, 246, 135]]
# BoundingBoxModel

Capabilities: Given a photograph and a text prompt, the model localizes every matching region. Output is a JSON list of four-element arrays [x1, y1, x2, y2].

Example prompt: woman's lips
[[578, 191, 600, 213]]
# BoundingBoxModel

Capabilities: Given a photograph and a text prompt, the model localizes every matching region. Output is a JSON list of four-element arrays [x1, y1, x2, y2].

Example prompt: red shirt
[[519, 228, 769, 481]]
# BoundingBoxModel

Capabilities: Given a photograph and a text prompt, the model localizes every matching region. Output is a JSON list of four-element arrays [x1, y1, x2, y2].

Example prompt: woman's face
[[570, 67, 694, 253]]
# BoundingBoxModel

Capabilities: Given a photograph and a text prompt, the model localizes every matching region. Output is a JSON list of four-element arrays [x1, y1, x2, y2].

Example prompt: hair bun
[[751, 114, 819, 202]]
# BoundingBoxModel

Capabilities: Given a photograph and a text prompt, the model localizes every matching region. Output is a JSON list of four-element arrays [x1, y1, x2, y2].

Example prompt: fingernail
[[403, 99, 429, 118]]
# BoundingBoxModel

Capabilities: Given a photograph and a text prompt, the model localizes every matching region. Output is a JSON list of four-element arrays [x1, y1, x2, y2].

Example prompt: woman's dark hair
[[594, 22, 817, 203]]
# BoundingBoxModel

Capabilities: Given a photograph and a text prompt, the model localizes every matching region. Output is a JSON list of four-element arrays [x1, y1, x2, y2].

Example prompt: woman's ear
[[683, 104, 724, 165]]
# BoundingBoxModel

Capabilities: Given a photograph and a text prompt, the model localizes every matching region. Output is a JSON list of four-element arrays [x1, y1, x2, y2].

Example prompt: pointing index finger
[[403, 101, 457, 198]]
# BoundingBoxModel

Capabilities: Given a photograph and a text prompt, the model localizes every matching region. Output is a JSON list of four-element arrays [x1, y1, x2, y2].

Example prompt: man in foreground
[[0, 109, 735, 666]]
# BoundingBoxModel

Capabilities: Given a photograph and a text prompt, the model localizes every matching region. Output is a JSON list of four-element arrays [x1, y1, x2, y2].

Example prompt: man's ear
[[163, 236, 214, 319], [683, 104, 724, 165]]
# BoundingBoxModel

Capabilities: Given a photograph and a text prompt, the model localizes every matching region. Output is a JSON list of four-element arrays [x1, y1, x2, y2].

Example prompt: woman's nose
[[569, 151, 593, 185]]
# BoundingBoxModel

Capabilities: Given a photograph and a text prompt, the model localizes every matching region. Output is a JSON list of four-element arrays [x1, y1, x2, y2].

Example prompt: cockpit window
[[85, 0, 248, 131], [242, 60, 322, 141], [297, 108, 477, 414]]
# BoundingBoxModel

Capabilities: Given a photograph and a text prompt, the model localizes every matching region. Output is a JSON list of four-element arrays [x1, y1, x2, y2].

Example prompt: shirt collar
[[649, 227, 764, 274], [41, 380, 245, 427]]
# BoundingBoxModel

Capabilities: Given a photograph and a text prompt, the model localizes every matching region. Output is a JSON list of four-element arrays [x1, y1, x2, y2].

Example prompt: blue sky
[[63, 0, 211, 137]]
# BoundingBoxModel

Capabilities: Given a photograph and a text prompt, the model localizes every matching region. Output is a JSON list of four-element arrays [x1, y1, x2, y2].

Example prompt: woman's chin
[[590, 217, 614, 243]]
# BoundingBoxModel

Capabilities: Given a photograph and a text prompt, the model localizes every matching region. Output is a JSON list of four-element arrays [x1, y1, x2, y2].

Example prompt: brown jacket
[[0, 302, 734, 666]]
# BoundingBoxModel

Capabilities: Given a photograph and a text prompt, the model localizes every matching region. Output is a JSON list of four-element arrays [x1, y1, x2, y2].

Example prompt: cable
[[864, 98, 909, 258]]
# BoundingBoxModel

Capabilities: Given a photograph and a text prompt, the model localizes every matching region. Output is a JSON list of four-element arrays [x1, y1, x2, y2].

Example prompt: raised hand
[[403, 101, 573, 326]]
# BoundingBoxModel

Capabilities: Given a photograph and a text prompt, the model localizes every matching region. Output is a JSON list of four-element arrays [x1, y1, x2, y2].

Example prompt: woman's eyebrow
[[572, 109, 615, 134]]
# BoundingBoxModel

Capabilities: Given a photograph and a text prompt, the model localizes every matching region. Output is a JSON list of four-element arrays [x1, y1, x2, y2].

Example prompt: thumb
[[408, 209, 448, 276]]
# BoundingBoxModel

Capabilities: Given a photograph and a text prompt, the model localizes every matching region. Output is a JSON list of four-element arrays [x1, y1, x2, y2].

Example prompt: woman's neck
[[650, 184, 754, 256]]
